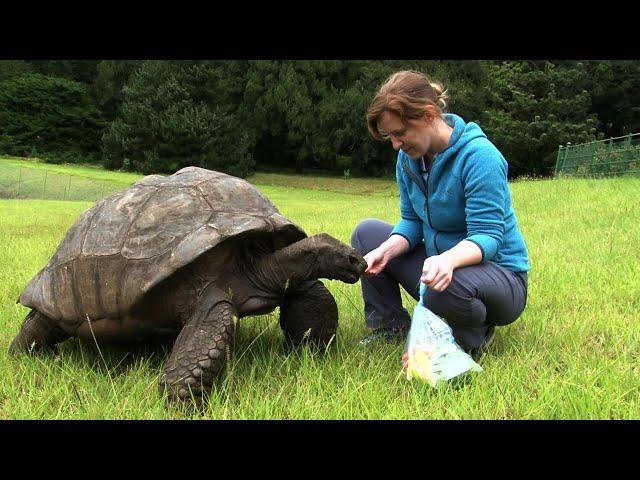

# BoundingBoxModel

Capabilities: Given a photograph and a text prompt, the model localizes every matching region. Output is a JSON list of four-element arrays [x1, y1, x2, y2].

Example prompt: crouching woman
[[351, 70, 530, 361]]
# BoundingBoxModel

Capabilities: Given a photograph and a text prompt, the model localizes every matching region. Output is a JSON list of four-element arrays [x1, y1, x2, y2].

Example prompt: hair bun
[[429, 82, 449, 111]]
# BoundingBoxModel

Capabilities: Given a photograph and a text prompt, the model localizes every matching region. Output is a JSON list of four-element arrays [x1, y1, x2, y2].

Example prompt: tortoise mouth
[[336, 260, 367, 284]]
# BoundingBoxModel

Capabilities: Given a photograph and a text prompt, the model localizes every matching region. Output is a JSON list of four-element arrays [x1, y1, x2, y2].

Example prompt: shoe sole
[[471, 325, 496, 361]]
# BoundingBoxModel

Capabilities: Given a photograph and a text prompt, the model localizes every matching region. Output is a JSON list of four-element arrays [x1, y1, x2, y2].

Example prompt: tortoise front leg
[[279, 280, 338, 348], [160, 286, 238, 405]]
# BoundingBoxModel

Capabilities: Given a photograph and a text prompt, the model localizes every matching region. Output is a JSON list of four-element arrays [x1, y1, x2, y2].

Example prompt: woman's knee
[[424, 285, 487, 328], [350, 218, 393, 254]]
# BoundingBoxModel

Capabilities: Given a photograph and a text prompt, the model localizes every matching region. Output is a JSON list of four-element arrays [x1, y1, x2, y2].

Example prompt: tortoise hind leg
[[160, 286, 238, 406], [279, 280, 338, 348], [9, 309, 69, 354]]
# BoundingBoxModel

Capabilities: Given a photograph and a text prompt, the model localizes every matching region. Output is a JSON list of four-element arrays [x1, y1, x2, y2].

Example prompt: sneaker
[[359, 325, 408, 345], [467, 325, 496, 361]]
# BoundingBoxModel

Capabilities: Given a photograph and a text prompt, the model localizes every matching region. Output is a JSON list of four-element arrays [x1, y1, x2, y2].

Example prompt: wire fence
[[554, 133, 640, 178], [0, 163, 132, 202]]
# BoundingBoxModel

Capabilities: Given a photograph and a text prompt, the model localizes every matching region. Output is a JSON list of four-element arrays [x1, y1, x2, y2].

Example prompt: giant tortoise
[[10, 166, 367, 405]]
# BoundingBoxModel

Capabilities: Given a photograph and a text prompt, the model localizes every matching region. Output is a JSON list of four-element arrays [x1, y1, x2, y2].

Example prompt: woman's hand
[[362, 234, 410, 277], [363, 247, 388, 276], [421, 254, 455, 292], [401, 352, 409, 370]]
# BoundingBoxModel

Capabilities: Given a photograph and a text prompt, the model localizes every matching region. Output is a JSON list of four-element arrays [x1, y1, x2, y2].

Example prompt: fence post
[[606, 138, 614, 177], [17, 166, 22, 197], [555, 145, 563, 176], [564, 142, 571, 175], [623, 134, 632, 174], [42, 170, 48, 198], [65, 174, 71, 200]]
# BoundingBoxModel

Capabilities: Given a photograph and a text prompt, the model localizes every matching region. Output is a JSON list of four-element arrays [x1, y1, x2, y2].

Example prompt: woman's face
[[377, 111, 432, 159]]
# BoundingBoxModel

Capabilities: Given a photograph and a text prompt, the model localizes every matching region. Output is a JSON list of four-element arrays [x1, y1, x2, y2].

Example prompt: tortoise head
[[309, 233, 367, 284]]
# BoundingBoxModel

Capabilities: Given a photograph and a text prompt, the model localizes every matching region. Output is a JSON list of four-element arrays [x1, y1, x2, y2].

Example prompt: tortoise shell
[[19, 167, 306, 323]]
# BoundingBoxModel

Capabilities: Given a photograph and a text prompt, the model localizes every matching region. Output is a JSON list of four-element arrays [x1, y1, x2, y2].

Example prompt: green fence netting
[[555, 133, 640, 178], [0, 163, 133, 202]]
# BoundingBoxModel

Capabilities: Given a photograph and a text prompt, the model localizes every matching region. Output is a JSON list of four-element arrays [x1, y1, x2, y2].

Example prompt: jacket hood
[[439, 113, 487, 159]]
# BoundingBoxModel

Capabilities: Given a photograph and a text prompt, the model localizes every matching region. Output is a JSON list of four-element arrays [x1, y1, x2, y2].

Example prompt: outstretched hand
[[363, 247, 388, 276]]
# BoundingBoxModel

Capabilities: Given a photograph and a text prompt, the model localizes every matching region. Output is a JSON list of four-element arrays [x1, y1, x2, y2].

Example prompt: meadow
[[1, 157, 638, 419]]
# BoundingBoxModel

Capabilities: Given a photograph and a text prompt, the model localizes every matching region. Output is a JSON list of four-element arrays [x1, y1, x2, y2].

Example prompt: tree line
[[1, 60, 638, 178]]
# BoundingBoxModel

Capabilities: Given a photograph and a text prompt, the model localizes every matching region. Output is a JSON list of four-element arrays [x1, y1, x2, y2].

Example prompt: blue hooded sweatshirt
[[391, 113, 530, 273]]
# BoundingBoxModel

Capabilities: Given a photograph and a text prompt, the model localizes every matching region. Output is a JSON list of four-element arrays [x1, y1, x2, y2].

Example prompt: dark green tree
[[102, 60, 255, 177], [480, 61, 598, 177], [583, 60, 640, 138], [93, 60, 144, 121], [27, 60, 100, 85], [244, 60, 410, 176], [0, 60, 34, 81], [0, 73, 104, 160]]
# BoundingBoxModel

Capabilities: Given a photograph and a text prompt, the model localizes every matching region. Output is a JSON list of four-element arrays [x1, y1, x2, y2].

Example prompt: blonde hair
[[367, 70, 449, 140]]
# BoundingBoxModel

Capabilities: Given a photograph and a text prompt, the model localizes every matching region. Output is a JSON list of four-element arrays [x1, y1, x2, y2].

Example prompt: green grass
[[0, 156, 143, 184], [1, 158, 639, 419], [0, 157, 138, 202]]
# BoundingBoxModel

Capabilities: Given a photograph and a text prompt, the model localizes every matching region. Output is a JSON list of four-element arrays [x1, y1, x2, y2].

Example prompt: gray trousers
[[350, 219, 528, 351]]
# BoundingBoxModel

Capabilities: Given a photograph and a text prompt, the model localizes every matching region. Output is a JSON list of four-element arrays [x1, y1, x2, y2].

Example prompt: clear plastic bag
[[404, 283, 483, 386]]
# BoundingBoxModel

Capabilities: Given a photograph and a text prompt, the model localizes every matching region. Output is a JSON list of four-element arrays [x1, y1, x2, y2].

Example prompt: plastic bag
[[404, 283, 483, 386]]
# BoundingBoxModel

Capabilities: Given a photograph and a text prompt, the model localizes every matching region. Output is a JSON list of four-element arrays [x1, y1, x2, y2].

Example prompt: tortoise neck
[[252, 238, 319, 293]]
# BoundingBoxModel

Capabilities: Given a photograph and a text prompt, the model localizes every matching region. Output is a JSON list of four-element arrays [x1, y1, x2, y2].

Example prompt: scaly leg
[[160, 286, 238, 405], [279, 280, 338, 348]]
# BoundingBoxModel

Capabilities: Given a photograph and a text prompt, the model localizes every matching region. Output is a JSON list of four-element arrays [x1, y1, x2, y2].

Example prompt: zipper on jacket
[[419, 157, 441, 255], [419, 157, 434, 229], [433, 231, 441, 254], [401, 156, 437, 252]]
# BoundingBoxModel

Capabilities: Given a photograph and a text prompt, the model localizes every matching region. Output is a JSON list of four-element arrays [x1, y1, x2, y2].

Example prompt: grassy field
[[1, 157, 639, 419], [0, 157, 140, 202]]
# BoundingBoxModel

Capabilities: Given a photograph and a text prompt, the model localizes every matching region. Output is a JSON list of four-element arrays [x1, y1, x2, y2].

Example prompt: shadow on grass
[[23, 319, 337, 385], [56, 337, 173, 375], [5, 317, 353, 418]]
